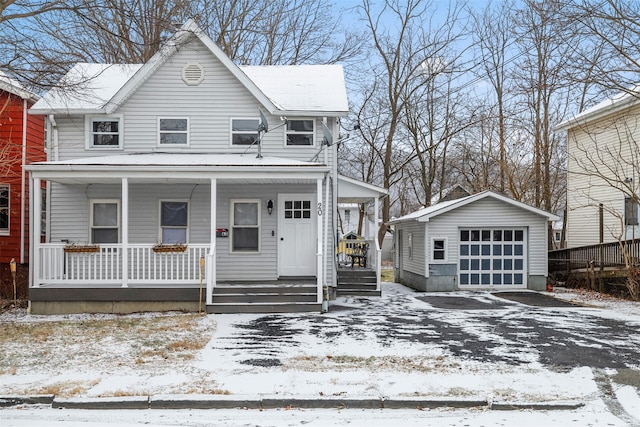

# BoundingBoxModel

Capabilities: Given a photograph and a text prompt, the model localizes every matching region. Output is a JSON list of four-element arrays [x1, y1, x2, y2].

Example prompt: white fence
[[37, 244, 210, 286]]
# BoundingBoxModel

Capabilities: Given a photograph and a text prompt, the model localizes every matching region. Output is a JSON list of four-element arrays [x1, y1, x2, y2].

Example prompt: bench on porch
[[348, 243, 369, 268]]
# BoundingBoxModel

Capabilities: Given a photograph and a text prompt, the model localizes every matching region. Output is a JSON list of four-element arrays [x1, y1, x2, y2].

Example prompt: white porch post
[[31, 177, 41, 288], [206, 178, 217, 305], [316, 178, 323, 303], [121, 178, 129, 287], [375, 196, 381, 291]]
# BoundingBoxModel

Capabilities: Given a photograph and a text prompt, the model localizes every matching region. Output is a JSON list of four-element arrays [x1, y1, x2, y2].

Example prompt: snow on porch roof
[[337, 175, 388, 202], [28, 153, 329, 169]]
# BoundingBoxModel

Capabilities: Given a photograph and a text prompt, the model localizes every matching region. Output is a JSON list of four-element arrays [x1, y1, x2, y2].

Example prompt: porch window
[[0, 185, 8, 235], [231, 118, 259, 145], [231, 200, 260, 252], [91, 200, 119, 243], [625, 197, 639, 226], [432, 237, 447, 261], [88, 116, 121, 148], [158, 118, 189, 145], [160, 201, 188, 244], [286, 119, 314, 146]]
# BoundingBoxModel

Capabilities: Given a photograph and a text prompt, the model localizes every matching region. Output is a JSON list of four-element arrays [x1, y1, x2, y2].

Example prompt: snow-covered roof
[[30, 64, 142, 113], [388, 190, 559, 224], [29, 153, 326, 168], [0, 71, 39, 102], [30, 20, 348, 116], [240, 65, 348, 115], [554, 86, 640, 131]]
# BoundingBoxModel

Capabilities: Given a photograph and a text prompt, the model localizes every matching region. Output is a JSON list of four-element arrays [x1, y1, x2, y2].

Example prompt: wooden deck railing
[[549, 239, 640, 275]]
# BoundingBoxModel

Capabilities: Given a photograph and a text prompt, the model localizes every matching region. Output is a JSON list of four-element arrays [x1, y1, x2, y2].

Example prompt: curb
[[1, 394, 584, 411]]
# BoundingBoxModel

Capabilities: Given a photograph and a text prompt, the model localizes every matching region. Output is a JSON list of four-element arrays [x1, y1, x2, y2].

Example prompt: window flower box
[[64, 244, 100, 253], [152, 244, 188, 253]]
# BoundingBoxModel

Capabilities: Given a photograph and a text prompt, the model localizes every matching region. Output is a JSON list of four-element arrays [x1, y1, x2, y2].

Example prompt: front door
[[278, 194, 317, 277]]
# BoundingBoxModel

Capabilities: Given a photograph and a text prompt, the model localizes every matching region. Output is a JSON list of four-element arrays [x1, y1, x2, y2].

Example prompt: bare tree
[[355, 0, 468, 245]]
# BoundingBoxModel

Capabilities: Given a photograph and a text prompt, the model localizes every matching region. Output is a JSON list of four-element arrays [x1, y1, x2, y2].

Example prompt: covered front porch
[[27, 153, 332, 314]]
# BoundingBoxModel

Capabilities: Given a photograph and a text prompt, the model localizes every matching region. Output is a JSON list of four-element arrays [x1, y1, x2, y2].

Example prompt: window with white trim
[[231, 118, 259, 145], [286, 119, 314, 146], [158, 118, 189, 145], [88, 116, 121, 148], [160, 201, 189, 244], [625, 197, 639, 226], [0, 185, 9, 235], [231, 200, 260, 252], [90, 200, 119, 243], [432, 237, 447, 261]]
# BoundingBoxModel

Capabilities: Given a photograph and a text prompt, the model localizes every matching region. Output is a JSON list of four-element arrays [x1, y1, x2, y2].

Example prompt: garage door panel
[[459, 227, 527, 288]]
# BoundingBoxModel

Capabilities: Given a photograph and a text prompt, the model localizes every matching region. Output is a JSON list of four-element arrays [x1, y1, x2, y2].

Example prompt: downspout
[[20, 99, 27, 263], [49, 114, 58, 161]]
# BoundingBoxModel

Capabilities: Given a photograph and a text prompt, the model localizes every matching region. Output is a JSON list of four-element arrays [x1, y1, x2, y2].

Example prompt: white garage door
[[458, 228, 527, 288]]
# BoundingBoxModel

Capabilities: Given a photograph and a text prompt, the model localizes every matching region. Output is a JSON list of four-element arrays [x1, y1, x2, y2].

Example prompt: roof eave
[[554, 94, 639, 131]]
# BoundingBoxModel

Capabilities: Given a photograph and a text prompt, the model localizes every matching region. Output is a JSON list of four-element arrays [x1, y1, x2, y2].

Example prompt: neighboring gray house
[[26, 20, 386, 314], [388, 191, 559, 292]]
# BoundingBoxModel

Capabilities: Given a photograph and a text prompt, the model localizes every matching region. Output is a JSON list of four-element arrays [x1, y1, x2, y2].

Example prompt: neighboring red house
[[0, 72, 45, 266]]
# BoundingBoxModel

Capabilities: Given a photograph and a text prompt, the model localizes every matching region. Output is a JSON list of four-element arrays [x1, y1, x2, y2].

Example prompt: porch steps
[[337, 269, 381, 297], [208, 283, 322, 314]]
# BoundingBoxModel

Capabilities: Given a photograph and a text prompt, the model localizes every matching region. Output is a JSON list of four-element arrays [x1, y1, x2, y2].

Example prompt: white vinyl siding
[[396, 221, 425, 277], [52, 38, 337, 169], [47, 182, 328, 283], [566, 104, 640, 247], [426, 198, 547, 277]]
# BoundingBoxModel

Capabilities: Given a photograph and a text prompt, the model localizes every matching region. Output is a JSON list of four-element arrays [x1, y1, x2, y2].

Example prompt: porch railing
[[37, 244, 210, 286], [549, 238, 640, 275]]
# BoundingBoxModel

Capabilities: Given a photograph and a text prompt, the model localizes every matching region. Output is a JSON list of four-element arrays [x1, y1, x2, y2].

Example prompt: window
[[231, 200, 260, 252], [433, 238, 447, 261], [91, 200, 119, 243], [0, 185, 8, 235], [625, 197, 639, 226], [160, 201, 188, 244], [158, 118, 189, 145], [231, 118, 259, 145], [408, 232, 413, 260], [88, 116, 121, 148], [286, 119, 314, 146]]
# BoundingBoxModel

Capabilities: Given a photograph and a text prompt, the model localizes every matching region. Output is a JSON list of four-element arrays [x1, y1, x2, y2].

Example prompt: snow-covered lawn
[[1, 282, 639, 426]]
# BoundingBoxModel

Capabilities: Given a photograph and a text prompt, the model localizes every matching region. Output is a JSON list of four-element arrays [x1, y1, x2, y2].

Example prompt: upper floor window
[[625, 197, 639, 226], [231, 118, 259, 145], [158, 118, 189, 145], [160, 200, 189, 244], [91, 200, 119, 243], [88, 116, 122, 148], [286, 119, 314, 146], [0, 185, 9, 235]]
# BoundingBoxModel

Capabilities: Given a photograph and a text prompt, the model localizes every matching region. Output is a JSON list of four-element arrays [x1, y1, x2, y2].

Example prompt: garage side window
[[0, 185, 9, 235], [432, 238, 447, 261]]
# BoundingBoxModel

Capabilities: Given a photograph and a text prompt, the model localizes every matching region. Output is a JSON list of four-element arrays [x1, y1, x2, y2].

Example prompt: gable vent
[[182, 63, 204, 86]]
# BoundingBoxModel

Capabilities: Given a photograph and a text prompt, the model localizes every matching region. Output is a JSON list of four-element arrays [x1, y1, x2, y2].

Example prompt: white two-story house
[[27, 20, 386, 314], [555, 88, 640, 248]]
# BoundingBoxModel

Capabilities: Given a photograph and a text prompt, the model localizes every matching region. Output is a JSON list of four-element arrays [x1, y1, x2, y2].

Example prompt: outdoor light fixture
[[267, 200, 273, 215]]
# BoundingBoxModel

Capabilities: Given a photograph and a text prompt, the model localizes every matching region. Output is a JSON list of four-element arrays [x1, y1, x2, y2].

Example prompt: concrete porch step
[[207, 302, 323, 314], [212, 293, 317, 304]]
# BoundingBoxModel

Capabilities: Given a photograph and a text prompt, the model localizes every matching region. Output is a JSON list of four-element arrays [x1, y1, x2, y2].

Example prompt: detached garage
[[388, 191, 559, 292]]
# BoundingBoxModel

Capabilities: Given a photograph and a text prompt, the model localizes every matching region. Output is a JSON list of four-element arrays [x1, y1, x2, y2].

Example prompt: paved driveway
[[213, 283, 640, 371]]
